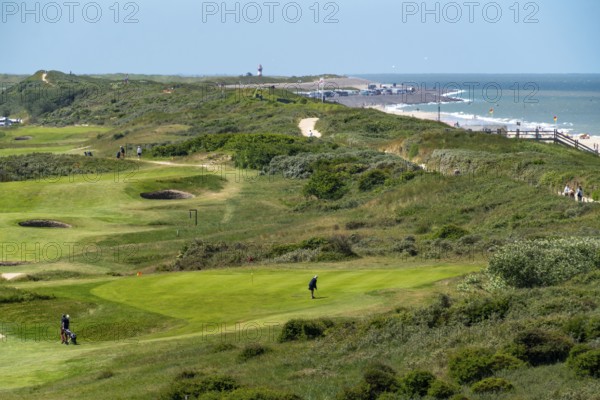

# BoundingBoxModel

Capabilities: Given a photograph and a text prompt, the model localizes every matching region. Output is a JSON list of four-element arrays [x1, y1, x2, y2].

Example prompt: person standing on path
[[576, 186, 584, 202], [308, 275, 318, 299]]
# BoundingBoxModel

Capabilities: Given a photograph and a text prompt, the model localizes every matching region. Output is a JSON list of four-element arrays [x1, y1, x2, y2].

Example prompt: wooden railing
[[484, 129, 599, 156]]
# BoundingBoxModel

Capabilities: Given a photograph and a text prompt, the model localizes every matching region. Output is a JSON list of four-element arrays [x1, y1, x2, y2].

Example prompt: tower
[[257, 64, 263, 77]]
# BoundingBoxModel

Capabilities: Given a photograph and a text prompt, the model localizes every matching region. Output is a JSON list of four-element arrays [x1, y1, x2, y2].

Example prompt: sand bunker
[[140, 190, 195, 200], [1, 273, 25, 281], [14, 136, 33, 141], [19, 220, 72, 228]]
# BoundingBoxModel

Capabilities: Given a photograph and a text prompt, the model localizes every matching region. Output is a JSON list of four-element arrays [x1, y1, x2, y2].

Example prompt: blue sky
[[1, 0, 599, 75]]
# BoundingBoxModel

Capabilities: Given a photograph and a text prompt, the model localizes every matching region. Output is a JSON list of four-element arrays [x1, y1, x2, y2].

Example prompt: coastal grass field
[[3, 80, 600, 399], [0, 122, 486, 398]]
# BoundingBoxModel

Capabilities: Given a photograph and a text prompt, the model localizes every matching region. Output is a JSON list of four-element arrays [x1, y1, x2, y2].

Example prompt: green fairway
[[92, 265, 480, 336], [0, 264, 479, 391]]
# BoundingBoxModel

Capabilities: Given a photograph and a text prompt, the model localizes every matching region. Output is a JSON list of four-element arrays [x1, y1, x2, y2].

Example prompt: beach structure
[[0, 117, 22, 127]]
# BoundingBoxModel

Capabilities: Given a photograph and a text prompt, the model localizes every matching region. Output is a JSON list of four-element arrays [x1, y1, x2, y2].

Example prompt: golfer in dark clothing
[[61, 314, 70, 344], [308, 275, 318, 299]]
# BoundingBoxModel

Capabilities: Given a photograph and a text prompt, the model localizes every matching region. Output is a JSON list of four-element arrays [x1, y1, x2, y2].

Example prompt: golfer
[[308, 275, 318, 299], [60, 314, 70, 344]]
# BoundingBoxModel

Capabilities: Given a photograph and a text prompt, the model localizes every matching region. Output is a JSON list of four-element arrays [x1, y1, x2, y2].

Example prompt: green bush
[[363, 363, 399, 396], [563, 316, 600, 343], [433, 224, 469, 240], [238, 343, 270, 362], [569, 349, 600, 378], [427, 380, 459, 399], [567, 344, 593, 367], [488, 238, 600, 288], [510, 329, 573, 366], [279, 318, 334, 342], [488, 353, 525, 371], [358, 170, 389, 192], [303, 169, 348, 200], [215, 388, 302, 400], [471, 378, 514, 394], [163, 374, 239, 400], [448, 348, 495, 384], [398, 370, 435, 397], [452, 295, 512, 326], [336, 383, 371, 400]]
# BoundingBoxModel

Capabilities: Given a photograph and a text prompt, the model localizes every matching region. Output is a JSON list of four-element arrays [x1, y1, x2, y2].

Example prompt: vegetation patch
[[279, 318, 335, 342], [471, 377, 514, 394], [488, 238, 600, 288]]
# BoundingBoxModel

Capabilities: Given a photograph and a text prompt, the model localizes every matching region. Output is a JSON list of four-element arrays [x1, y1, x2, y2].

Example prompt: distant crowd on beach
[[563, 184, 585, 202]]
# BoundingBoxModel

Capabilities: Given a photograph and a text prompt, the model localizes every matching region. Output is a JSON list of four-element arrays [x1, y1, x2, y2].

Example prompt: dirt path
[[41, 72, 50, 85], [299, 118, 322, 138]]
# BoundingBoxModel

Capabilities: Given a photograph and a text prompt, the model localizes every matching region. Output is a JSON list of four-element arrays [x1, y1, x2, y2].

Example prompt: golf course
[[2, 71, 600, 399]]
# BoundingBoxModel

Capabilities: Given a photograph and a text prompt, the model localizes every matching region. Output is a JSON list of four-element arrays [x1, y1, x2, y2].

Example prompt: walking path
[[298, 118, 321, 138]]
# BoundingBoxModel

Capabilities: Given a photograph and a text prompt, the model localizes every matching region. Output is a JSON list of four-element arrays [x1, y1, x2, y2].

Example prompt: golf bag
[[64, 329, 77, 345]]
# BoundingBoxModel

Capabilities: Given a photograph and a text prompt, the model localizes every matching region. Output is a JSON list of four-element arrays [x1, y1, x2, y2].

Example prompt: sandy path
[[1, 273, 25, 281], [41, 72, 50, 84], [299, 118, 322, 138]]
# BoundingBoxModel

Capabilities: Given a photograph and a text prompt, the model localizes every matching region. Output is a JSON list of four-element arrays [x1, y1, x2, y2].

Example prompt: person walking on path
[[308, 275, 318, 299], [60, 314, 70, 344], [576, 186, 584, 202], [137, 146, 142, 159], [120, 145, 125, 159]]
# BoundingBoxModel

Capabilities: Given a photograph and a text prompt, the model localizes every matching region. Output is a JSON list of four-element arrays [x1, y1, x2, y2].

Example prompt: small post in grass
[[189, 209, 198, 226]]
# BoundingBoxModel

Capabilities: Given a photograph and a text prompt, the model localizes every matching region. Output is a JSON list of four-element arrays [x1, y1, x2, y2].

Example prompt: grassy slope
[[2, 73, 600, 399]]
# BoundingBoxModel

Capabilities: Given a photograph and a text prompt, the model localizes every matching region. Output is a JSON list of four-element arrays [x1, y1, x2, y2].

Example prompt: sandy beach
[[372, 104, 600, 152]]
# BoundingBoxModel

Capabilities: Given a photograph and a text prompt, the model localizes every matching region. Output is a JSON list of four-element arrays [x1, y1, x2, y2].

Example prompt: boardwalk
[[485, 129, 599, 156]]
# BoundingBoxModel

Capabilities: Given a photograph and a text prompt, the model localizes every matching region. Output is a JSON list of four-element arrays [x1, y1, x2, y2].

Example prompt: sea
[[355, 74, 600, 136]]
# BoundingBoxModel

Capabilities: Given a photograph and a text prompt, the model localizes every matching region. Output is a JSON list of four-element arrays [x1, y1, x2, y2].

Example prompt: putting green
[[93, 265, 480, 337]]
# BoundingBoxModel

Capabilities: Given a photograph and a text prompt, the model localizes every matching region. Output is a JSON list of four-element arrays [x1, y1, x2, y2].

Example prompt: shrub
[[336, 383, 371, 400], [487, 238, 600, 288], [567, 344, 593, 367], [163, 374, 239, 400], [471, 378, 514, 394], [398, 370, 435, 397], [433, 225, 469, 240], [510, 329, 573, 366], [452, 295, 511, 326], [489, 353, 525, 371], [427, 380, 459, 399], [448, 348, 495, 384], [564, 316, 600, 343], [212, 343, 237, 352], [218, 388, 302, 400], [358, 169, 389, 191], [363, 363, 399, 395], [238, 343, 270, 362], [303, 169, 348, 200], [569, 349, 600, 378], [279, 318, 334, 342]]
